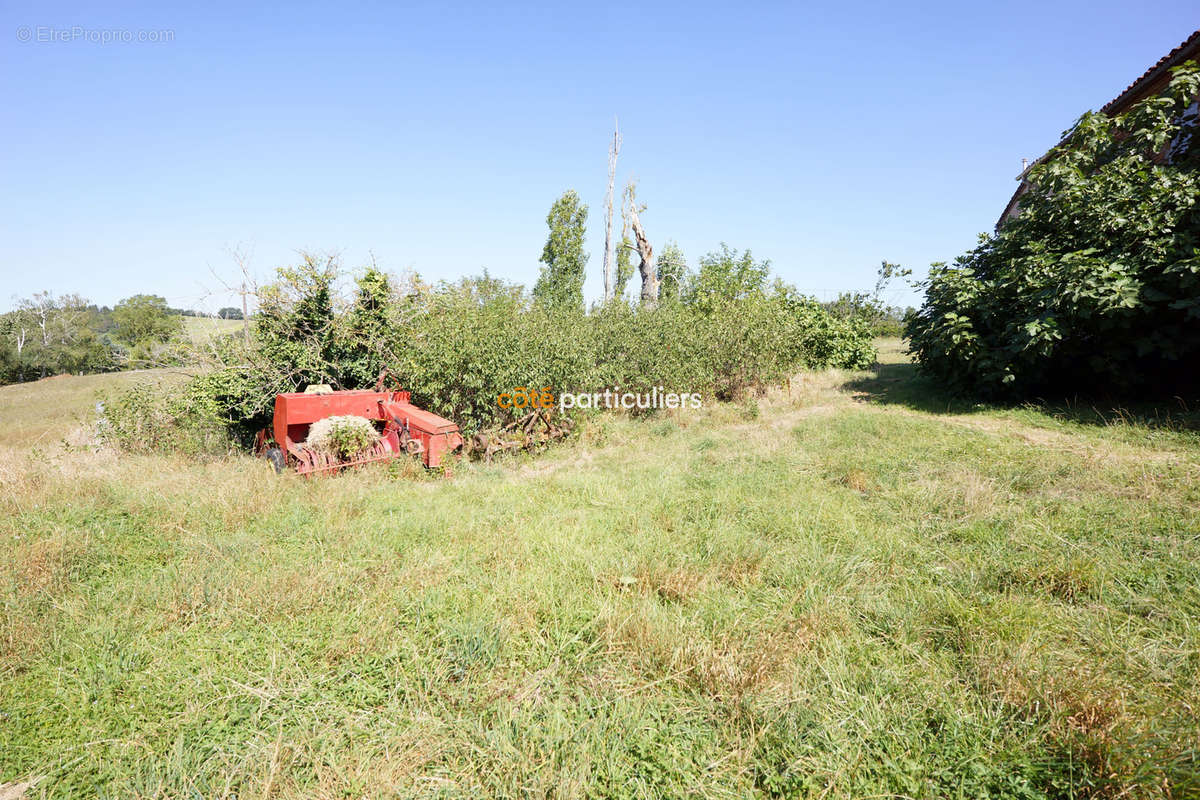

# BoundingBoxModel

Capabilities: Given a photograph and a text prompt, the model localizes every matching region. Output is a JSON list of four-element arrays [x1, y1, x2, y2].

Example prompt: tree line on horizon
[[0, 293, 245, 385]]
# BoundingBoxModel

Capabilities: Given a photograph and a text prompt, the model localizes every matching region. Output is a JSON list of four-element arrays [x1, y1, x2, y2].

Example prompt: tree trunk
[[629, 203, 657, 308], [602, 120, 620, 303], [241, 281, 250, 345]]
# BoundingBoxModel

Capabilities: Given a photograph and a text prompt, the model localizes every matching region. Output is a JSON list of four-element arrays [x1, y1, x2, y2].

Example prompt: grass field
[[0, 368, 182, 450], [2, 340, 1198, 798], [182, 316, 245, 345]]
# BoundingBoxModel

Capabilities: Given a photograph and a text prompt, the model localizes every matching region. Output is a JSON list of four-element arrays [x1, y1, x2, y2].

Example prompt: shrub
[[824, 292, 910, 338], [907, 64, 1200, 398], [103, 251, 877, 452], [305, 415, 380, 458], [98, 379, 233, 457]]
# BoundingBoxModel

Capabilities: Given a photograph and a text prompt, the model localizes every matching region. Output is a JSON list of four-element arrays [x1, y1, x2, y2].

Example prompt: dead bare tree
[[602, 119, 621, 303], [624, 181, 657, 307], [231, 247, 254, 345], [13, 323, 26, 359], [28, 292, 53, 349], [207, 245, 258, 346]]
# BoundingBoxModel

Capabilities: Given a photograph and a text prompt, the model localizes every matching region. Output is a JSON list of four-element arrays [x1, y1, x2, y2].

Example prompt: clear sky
[[2, 1, 1196, 313]]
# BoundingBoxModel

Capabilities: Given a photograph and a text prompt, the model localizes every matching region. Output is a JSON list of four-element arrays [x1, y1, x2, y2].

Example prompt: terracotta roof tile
[[997, 29, 1200, 230], [1100, 29, 1200, 115]]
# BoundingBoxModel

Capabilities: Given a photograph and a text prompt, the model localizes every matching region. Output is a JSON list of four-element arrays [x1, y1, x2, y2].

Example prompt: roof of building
[[1101, 29, 1200, 116], [996, 29, 1200, 230]]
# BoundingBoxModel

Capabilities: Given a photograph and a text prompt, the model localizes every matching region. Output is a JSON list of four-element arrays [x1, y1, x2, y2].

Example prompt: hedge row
[[102, 263, 876, 454]]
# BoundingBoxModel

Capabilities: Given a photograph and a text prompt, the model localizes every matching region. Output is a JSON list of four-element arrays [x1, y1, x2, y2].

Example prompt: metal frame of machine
[[258, 372, 463, 475]]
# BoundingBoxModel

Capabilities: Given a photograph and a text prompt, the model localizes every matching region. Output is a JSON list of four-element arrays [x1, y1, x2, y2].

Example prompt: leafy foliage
[[98, 378, 232, 456], [614, 234, 635, 299], [110, 294, 186, 367], [533, 190, 589, 311], [305, 415, 380, 459], [0, 291, 220, 385], [105, 248, 877, 451], [0, 293, 115, 383], [824, 262, 914, 337], [656, 241, 688, 301], [907, 64, 1200, 398], [111, 294, 183, 347], [683, 243, 772, 314]]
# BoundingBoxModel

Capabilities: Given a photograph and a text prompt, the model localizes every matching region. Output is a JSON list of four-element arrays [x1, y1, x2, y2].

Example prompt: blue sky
[[1, 1, 1196, 312]]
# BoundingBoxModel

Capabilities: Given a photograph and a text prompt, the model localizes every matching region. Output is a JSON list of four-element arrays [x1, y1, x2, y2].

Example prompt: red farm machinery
[[257, 373, 463, 475]]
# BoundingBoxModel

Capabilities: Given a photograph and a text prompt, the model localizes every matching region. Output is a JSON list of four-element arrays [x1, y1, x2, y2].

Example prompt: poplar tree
[[533, 190, 589, 311]]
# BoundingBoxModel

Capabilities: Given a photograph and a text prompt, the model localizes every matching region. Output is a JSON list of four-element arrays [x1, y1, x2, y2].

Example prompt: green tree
[[217, 307, 244, 320], [683, 244, 770, 314], [254, 254, 339, 389], [656, 241, 687, 301], [112, 294, 182, 347], [337, 267, 400, 387], [614, 235, 634, 300], [823, 261, 912, 335], [2, 292, 114, 381], [533, 190, 589, 311]]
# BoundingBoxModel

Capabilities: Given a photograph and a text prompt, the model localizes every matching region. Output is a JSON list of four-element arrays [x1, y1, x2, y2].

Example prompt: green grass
[[2, 342, 1198, 798], [0, 316, 237, 451], [0, 368, 182, 449], [182, 316, 244, 345]]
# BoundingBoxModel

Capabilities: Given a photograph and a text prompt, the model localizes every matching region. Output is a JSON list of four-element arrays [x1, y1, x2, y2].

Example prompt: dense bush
[[907, 64, 1200, 398], [98, 379, 233, 456], [823, 296, 911, 338], [103, 249, 876, 452]]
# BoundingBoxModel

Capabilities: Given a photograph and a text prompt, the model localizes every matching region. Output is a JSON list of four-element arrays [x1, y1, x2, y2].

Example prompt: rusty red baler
[[260, 377, 463, 475]]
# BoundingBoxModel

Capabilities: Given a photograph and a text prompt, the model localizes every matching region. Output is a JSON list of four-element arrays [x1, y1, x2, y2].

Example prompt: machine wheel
[[265, 447, 286, 474]]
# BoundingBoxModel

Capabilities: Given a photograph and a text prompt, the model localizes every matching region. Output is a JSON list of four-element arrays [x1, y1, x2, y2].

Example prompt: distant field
[[0, 368, 183, 449], [0, 317, 229, 450], [2, 340, 1198, 798], [183, 315, 244, 344]]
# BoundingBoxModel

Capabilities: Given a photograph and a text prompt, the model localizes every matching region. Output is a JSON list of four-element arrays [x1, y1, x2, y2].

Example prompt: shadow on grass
[[846, 357, 1200, 434], [844, 360, 973, 415]]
